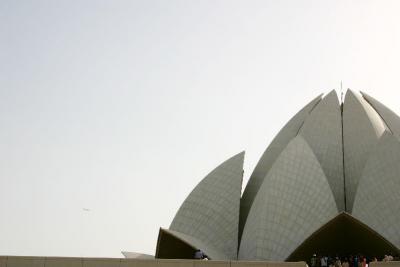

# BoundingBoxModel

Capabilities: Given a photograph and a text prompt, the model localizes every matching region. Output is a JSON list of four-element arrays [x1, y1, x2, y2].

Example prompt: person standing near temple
[[353, 255, 359, 267], [321, 255, 328, 267], [311, 254, 318, 267]]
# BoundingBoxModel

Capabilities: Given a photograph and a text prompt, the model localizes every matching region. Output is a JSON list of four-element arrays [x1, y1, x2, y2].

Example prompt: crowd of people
[[192, 250, 399, 264], [310, 253, 398, 267]]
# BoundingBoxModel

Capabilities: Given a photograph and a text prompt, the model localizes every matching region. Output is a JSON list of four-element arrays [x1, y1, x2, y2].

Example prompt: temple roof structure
[[156, 90, 400, 261]]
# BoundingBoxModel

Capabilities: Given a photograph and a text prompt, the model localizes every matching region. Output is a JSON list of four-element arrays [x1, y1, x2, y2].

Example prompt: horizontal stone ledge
[[0, 256, 308, 267]]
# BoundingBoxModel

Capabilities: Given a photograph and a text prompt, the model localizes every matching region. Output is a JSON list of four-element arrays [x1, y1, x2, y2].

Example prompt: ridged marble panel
[[169, 152, 244, 259], [352, 132, 400, 249], [362, 92, 400, 136], [299, 90, 344, 211], [343, 90, 383, 211], [239, 95, 322, 239], [238, 137, 338, 261]]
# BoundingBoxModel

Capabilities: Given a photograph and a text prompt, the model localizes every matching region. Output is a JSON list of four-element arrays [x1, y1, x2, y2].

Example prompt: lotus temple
[[155, 90, 400, 262], [2, 90, 400, 267]]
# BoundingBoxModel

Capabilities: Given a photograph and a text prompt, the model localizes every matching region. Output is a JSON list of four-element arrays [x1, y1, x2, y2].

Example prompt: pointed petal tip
[[326, 89, 337, 96], [344, 89, 361, 102], [321, 90, 340, 104], [231, 150, 245, 161]]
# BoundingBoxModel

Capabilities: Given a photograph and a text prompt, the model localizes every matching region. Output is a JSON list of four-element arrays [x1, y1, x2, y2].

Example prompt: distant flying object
[[82, 208, 91, 212]]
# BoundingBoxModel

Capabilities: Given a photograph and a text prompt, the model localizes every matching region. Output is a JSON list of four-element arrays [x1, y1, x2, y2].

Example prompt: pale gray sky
[[1, 0, 400, 258]]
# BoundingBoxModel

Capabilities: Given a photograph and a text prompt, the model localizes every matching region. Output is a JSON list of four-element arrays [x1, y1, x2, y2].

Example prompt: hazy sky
[[2, 0, 400, 258]]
